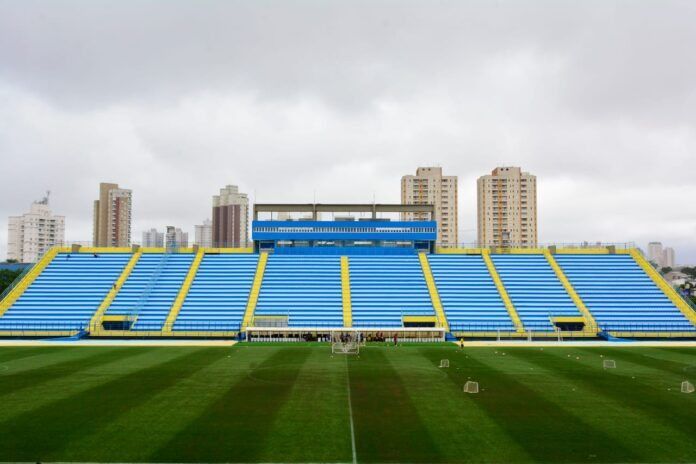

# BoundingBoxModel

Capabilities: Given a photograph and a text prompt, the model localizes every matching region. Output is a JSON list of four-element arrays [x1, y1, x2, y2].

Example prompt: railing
[[128, 252, 172, 322], [436, 242, 636, 250]]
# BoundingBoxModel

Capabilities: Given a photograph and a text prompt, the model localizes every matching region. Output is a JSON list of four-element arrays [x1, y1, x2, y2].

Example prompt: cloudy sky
[[1, 1, 694, 262]]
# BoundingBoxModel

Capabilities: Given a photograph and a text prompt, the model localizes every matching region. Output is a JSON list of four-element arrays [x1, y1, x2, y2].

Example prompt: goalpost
[[331, 330, 362, 355]]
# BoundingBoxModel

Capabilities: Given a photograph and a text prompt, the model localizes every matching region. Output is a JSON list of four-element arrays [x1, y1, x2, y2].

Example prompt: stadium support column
[[163, 248, 205, 334], [418, 252, 449, 331], [629, 248, 696, 328], [242, 252, 269, 331], [89, 249, 143, 334], [341, 256, 352, 327], [482, 249, 525, 333], [544, 249, 598, 333], [0, 246, 65, 317]]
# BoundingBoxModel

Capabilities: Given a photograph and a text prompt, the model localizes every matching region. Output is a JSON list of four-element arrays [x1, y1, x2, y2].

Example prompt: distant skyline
[[1, 2, 694, 261]]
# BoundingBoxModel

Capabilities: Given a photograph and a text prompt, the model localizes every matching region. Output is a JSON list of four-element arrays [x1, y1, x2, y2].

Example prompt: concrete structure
[[648, 242, 664, 267], [194, 219, 213, 248], [165, 226, 189, 249], [477, 167, 537, 248], [142, 228, 164, 248], [401, 167, 458, 247], [7, 194, 65, 263], [663, 247, 676, 268], [212, 185, 249, 248], [93, 183, 132, 247]]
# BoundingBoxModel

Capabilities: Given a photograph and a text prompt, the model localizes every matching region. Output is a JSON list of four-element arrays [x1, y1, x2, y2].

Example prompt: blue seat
[[491, 254, 581, 331], [255, 255, 343, 327], [0, 253, 131, 331], [428, 255, 515, 332], [349, 255, 434, 328], [173, 254, 259, 331], [555, 254, 695, 332], [106, 253, 195, 331]]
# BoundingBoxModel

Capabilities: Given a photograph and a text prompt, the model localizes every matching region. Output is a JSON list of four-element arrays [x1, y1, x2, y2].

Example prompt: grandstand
[[0, 204, 694, 340]]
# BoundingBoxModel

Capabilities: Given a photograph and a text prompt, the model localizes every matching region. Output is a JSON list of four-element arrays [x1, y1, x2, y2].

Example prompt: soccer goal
[[463, 381, 479, 394], [603, 360, 616, 369], [439, 359, 449, 368], [682, 381, 695, 394], [331, 331, 361, 355]]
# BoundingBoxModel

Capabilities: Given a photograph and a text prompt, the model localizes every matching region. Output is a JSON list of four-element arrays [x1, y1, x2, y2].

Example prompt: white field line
[[345, 356, 357, 464]]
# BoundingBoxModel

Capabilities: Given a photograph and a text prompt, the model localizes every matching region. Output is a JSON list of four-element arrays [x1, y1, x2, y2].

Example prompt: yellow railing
[[340, 256, 352, 327], [162, 248, 205, 334], [418, 253, 449, 331], [0, 247, 63, 317], [241, 252, 269, 330], [481, 249, 524, 332], [544, 250, 598, 332], [630, 249, 696, 328], [88, 250, 143, 332]]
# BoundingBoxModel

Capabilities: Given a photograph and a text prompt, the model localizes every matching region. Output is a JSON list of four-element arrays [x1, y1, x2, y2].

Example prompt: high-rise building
[[477, 167, 537, 248], [92, 182, 132, 247], [212, 185, 249, 248], [648, 242, 664, 267], [401, 167, 458, 247], [7, 193, 65, 263], [194, 219, 213, 248], [663, 247, 675, 268], [165, 226, 189, 249], [142, 228, 164, 247]]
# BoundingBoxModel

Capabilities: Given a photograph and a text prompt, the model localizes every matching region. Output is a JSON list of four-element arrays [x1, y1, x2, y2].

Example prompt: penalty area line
[[345, 356, 357, 464]]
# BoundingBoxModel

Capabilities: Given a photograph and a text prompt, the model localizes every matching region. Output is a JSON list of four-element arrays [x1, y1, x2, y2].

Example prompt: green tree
[[0, 269, 23, 295], [661, 266, 673, 275]]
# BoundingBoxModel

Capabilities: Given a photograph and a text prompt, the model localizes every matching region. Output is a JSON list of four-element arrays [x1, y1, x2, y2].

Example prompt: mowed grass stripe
[[348, 347, 442, 463], [503, 348, 687, 463], [151, 346, 311, 463], [0, 347, 221, 462], [0, 346, 54, 364], [460, 348, 639, 463], [45, 347, 236, 463], [260, 347, 353, 463], [0, 346, 146, 397], [413, 346, 532, 463]]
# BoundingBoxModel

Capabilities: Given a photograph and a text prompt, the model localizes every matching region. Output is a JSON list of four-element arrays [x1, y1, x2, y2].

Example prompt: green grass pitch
[[0, 343, 695, 463]]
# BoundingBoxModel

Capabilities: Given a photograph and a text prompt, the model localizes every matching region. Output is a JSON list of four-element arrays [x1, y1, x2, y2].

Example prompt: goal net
[[463, 381, 479, 394], [439, 359, 449, 368], [603, 360, 616, 369], [682, 381, 694, 394], [331, 331, 361, 355]]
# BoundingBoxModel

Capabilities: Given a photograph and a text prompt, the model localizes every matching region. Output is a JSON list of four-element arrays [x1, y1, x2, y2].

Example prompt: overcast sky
[[1, 1, 695, 262]]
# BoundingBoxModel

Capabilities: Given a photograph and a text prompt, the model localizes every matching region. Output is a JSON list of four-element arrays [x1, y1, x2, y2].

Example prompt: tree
[[0, 269, 23, 295], [682, 267, 696, 279], [661, 266, 673, 275], [5, 259, 18, 264]]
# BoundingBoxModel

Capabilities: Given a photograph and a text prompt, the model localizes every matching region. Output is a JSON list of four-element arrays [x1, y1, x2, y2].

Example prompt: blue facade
[[253, 220, 437, 254]]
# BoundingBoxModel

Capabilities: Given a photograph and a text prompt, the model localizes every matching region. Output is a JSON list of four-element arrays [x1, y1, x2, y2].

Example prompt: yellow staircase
[[340, 256, 352, 327], [241, 252, 269, 331], [418, 253, 449, 331], [0, 247, 63, 317], [482, 249, 524, 333], [544, 250, 598, 333], [162, 248, 205, 334], [89, 250, 143, 333], [630, 249, 696, 327]]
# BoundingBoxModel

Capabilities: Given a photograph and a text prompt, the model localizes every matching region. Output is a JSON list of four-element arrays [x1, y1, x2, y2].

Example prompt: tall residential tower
[[212, 185, 249, 248], [92, 182, 132, 247], [7, 193, 65, 263], [401, 167, 458, 247], [477, 167, 537, 248]]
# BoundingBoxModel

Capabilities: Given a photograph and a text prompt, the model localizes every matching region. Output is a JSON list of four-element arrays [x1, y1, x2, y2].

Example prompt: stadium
[[0, 203, 695, 463]]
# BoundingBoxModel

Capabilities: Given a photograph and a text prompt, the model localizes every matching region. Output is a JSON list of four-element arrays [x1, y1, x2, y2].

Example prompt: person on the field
[[393, 333, 398, 346], [459, 338, 464, 350]]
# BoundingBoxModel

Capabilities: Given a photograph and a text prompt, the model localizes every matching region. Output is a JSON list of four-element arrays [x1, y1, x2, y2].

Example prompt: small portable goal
[[332, 341, 359, 355], [439, 359, 449, 368], [603, 360, 616, 369], [682, 381, 695, 394], [463, 381, 479, 394]]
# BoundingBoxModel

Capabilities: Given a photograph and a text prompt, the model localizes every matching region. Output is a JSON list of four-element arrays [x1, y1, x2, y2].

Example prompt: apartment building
[[194, 219, 213, 248], [212, 185, 249, 248], [93, 182, 132, 247], [477, 167, 537, 248], [401, 167, 458, 247], [7, 194, 65, 263]]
